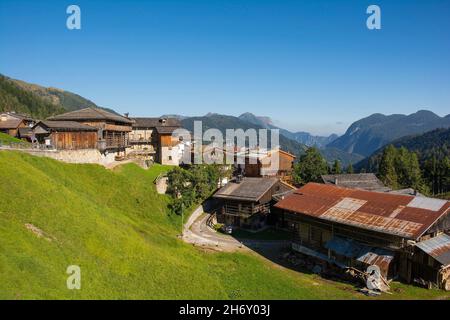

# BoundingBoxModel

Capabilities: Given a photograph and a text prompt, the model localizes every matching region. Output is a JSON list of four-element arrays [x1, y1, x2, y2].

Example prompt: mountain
[[181, 113, 307, 156], [0, 74, 65, 119], [355, 127, 450, 172], [0, 74, 118, 118], [238, 112, 338, 148], [328, 110, 450, 157]]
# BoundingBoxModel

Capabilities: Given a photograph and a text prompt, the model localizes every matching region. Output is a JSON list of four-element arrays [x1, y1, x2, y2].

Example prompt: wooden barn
[[213, 177, 294, 230], [47, 108, 133, 152], [33, 121, 98, 150], [275, 182, 450, 289]]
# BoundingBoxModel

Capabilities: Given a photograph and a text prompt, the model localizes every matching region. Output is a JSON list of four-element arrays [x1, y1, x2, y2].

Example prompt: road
[[182, 203, 290, 254]]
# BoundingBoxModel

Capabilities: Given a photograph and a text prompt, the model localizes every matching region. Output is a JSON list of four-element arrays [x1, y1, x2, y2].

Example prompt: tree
[[346, 163, 354, 174], [378, 145, 398, 189], [332, 160, 342, 174], [293, 147, 328, 185]]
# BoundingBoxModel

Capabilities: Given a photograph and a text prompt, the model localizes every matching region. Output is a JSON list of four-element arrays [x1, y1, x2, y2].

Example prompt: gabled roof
[[416, 234, 450, 266], [131, 117, 181, 128], [47, 108, 133, 124], [275, 183, 450, 240], [213, 177, 279, 202], [34, 121, 97, 132], [0, 118, 23, 129], [321, 173, 389, 191]]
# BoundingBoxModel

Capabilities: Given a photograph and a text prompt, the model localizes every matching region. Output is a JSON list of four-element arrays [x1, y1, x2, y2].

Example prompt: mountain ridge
[[328, 110, 450, 156]]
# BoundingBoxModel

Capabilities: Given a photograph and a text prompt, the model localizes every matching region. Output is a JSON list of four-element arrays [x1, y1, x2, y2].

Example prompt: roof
[[0, 118, 23, 129], [321, 173, 389, 191], [274, 183, 450, 240], [18, 127, 33, 137], [416, 234, 450, 266], [0, 112, 34, 121], [34, 121, 98, 132], [131, 117, 181, 128], [325, 236, 394, 273], [47, 108, 133, 124], [213, 177, 279, 202], [155, 126, 181, 134]]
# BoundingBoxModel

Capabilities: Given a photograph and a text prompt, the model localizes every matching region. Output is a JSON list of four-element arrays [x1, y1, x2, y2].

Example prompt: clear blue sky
[[1, 0, 449, 135]]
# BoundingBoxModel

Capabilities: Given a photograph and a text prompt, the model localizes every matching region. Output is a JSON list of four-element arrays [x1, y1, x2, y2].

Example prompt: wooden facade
[[275, 183, 450, 289], [47, 108, 133, 153], [214, 177, 294, 230], [33, 121, 98, 150]]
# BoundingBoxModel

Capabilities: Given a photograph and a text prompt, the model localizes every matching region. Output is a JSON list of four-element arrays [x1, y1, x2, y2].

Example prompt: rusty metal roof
[[416, 234, 450, 266], [325, 236, 394, 274], [274, 183, 450, 240]]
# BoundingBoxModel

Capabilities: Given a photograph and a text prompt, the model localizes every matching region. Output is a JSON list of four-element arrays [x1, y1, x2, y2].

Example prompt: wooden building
[[237, 149, 295, 180], [0, 112, 35, 138], [33, 121, 98, 150], [47, 108, 133, 153], [129, 117, 183, 165], [213, 177, 294, 230], [275, 182, 450, 289]]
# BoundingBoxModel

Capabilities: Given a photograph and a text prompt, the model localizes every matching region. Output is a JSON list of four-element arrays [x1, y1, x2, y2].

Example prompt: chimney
[[334, 178, 338, 185], [124, 112, 129, 118]]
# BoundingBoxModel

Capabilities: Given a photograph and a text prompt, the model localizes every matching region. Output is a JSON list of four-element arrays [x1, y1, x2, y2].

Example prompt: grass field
[[0, 132, 25, 144], [0, 151, 448, 300]]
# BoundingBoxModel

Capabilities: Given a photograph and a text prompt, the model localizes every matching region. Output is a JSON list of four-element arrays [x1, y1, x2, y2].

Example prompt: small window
[[168, 156, 172, 161]]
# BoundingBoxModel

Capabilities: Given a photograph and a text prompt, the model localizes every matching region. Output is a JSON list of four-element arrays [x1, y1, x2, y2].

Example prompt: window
[[168, 156, 172, 161]]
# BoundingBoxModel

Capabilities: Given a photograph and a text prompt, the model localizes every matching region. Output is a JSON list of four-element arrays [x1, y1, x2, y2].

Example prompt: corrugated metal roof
[[416, 234, 450, 266], [325, 236, 394, 274], [275, 183, 450, 240]]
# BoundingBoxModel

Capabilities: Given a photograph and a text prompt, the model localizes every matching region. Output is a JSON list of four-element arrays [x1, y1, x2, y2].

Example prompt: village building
[[213, 177, 295, 230], [0, 112, 35, 139], [32, 121, 98, 150], [129, 117, 184, 165], [47, 107, 133, 153], [274, 182, 450, 290], [321, 173, 390, 192], [236, 149, 296, 181]]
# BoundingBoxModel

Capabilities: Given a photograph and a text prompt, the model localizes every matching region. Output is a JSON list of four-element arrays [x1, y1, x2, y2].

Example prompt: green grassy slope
[[0, 132, 24, 144], [0, 151, 448, 299]]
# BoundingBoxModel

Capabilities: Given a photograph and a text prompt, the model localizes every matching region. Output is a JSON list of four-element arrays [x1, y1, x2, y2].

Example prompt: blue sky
[[1, 0, 449, 135]]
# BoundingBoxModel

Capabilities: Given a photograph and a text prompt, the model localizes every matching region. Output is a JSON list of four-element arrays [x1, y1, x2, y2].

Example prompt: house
[[0, 112, 35, 138], [321, 173, 390, 192], [274, 182, 450, 289], [32, 121, 98, 150], [129, 117, 184, 165], [213, 177, 295, 230], [47, 108, 133, 153], [236, 149, 296, 179]]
